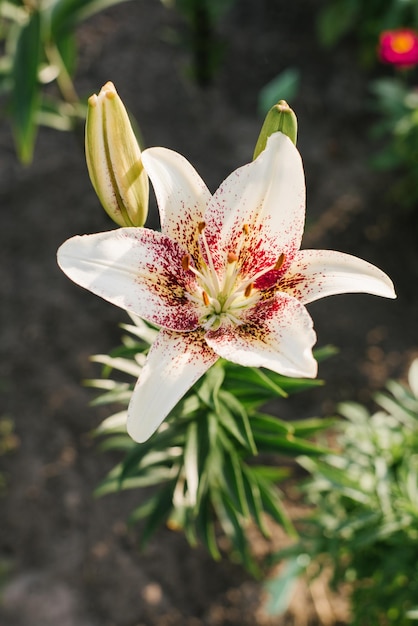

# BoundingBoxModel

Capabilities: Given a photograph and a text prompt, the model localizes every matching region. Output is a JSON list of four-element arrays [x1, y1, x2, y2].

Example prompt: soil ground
[[0, 1, 416, 625]]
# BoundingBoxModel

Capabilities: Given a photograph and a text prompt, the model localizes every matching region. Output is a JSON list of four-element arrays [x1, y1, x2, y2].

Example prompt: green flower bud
[[253, 100, 298, 160], [85, 82, 149, 227]]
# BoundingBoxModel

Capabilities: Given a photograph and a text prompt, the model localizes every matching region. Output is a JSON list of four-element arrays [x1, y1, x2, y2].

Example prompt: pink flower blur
[[379, 29, 418, 67]]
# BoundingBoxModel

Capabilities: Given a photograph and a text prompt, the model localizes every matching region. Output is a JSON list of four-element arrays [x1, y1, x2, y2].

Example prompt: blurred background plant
[[0, 0, 298, 163], [316, 1, 418, 210], [316, 0, 418, 65], [0, 0, 137, 164], [87, 315, 336, 575], [160, 0, 236, 86], [265, 358, 418, 625], [369, 73, 418, 208]]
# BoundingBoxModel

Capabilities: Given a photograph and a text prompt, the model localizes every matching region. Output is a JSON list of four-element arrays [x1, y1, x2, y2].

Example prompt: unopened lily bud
[[253, 100, 298, 160], [85, 82, 149, 227]]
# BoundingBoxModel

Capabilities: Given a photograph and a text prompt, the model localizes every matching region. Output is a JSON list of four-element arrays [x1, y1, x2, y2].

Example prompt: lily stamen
[[275, 253, 286, 270], [244, 283, 253, 297], [181, 254, 191, 271]]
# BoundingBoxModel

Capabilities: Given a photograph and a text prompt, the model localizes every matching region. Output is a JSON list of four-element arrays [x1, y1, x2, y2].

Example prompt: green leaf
[[217, 390, 256, 454], [184, 420, 199, 506], [213, 488, 259, 575], [196, 363, 225, 409], [254, 431, 331, 457], [256, 476, 296, 538], [241, 466, 270, 537], [94, 466, 176, 497], [55, 31, 77, 76], [97, 434, 135, 452], [316, 0, 357, 47], [258, 69, 300, 116], [223, 364, 288, 408], [220, 443, 250, 518], [129, 480, 177, 548], [251, 465, 291, 483], [265, 556, 308, 615], [291, 417, 337, 438], [91, 353, 143, 378], [11, 9, 41, 163], [195, 490, 221, 561], [299, 457, 373, 505], [50, 0, 132, 37], [250, 412, 292, 436]]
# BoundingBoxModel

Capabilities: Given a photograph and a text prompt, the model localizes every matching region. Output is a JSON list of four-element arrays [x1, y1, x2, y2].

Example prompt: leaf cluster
[[369, 78, 418, 209], [267, 359, 418, 625], [0, 0, 131, 163], [87, 316, 330, 574]]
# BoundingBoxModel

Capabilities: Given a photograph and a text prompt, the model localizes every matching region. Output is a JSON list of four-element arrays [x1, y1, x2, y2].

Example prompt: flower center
[[182, 223, 285, 331], [391, 33, 415, 54]]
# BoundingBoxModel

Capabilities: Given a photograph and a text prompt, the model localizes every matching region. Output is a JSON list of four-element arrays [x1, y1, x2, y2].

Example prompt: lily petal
[[127, 329, 218, 442], [142, 147, 211, 259], [280, 249, 397, 304], [57, 228, 201, 330], [205, 294, 317, 378], [203, 132, 305, 278]]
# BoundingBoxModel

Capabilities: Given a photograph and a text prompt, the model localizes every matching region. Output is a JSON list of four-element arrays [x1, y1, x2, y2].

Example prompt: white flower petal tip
[[58, 131, 398, 442], [281, 250, 396, 305], [126, 330, 218, 443]]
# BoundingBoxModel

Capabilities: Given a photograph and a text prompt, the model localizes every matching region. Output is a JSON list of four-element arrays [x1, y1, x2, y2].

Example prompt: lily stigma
[[58, 132, 396, 443]]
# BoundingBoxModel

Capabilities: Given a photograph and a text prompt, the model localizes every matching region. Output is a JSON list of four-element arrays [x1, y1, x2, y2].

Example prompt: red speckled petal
[[279, 249, 396, 304], [203, 133, 305, 279], [142, 147, 212, 260], [57, 228, 201, 331], [127, 328, 218, 442], [205, 293, 317, 378]]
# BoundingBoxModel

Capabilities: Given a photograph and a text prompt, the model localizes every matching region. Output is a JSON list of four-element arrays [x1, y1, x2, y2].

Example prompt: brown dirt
[[0, 1, 416, 625]]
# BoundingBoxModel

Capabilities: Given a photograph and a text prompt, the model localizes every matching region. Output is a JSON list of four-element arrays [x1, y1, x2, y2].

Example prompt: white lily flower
[[58, 132, 396, 443]]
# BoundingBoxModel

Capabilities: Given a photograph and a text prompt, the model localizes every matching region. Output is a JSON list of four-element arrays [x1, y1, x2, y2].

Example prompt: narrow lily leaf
[[50, 0, 131, 36], [264, 556, 307, 616], [89, 386, 132, 407], [223, 364, 288, 408], [118, 425, 185, 485], [213, 489, 258, 576], [120, 320, 158, 345], [299, 457, 372, 504], [84, 378, 124, 390], [220, 442, 250, 518], [11, 9, 41, 163], [90, 354, 143, 378], [217, 390, 256, 454], [408, 359, 418, 398], [290, 416, 337, 437], [385, 379, 418, 413], [251, 465, 291, 483], [95, 410, 128, 434], [196, 363, 225, 409], [374, 391, 417, 427], [256, 476, 296, 538], [250, 412, 292, 436], [184, 421, 199, 507], [98, 435, 135, 452], [196, 491, 221, 561], [95, 467, 176, 497], [254, 432, 332, 457], [128, 480, 177, 548], [241, 466, 270, 537]]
